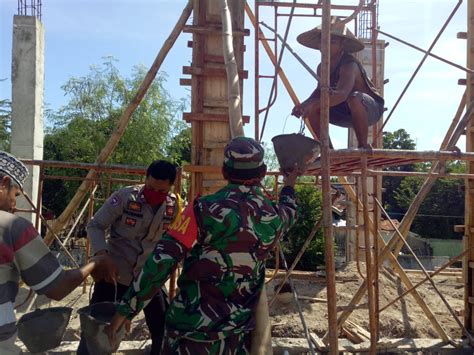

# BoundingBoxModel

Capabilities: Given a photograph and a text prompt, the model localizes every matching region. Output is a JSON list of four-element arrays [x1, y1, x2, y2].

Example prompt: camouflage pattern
[[117, 183, 297, 344], [223, 137, 265, 170], [162, 329, 250, 355]]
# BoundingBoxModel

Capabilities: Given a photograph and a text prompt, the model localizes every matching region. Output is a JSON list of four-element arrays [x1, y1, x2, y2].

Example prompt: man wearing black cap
[[0, 151, 108, 354], [292, 17, 384, 148], [106, 137, 299, 354]]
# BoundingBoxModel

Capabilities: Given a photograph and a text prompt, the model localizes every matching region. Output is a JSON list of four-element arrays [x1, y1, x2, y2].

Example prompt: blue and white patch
[[109, 195, 121, 207]]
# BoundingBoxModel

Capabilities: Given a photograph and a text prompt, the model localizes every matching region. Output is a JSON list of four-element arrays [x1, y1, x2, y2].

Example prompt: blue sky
[[0, 0, 468, 152]]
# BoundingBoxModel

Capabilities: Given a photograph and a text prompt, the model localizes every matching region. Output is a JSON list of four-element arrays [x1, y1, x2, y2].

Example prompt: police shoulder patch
[[109, 195, 121, 207]]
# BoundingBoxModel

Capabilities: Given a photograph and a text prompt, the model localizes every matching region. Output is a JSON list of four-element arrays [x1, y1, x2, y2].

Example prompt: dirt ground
[[14, 261, 464, 348], [267, 262, 464, 340]]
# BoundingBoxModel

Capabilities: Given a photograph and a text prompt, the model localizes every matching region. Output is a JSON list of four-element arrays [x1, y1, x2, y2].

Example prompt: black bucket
[[78, 302, 126, 355], [17, 306, 72, 353], [272, 133, 320, 173]]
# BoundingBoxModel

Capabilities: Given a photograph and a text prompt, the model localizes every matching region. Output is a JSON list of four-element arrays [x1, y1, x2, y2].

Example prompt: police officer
[[77, 160, 179, 355], [106, 137, 299, 354]]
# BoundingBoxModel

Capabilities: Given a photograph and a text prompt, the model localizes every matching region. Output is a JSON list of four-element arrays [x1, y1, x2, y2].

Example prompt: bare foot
[[358, 143, 373, 153]]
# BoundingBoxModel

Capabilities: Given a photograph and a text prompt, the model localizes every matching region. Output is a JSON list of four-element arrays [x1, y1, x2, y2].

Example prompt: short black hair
[[146, 160, 177, 184], [222, 164, 267, 184]]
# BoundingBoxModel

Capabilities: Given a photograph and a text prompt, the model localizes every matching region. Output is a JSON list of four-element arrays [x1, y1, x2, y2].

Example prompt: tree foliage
[[382, 129, 464, 239], [278, 184, 325, 271], [43, 58, 188, 215], [0, 98, 11, 151]]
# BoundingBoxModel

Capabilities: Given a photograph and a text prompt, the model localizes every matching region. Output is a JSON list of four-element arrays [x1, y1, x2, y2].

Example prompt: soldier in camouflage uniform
[[78, 160, 179, 355], [106, 137, 298, 354]]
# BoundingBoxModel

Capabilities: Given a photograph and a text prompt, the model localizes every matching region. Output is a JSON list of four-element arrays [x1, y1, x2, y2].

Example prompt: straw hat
[[297, 17, 364, 53]]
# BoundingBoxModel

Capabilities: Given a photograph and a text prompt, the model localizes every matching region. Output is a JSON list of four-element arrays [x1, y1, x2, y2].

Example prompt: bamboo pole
[[373, 196, 473, 341], [247, 1, 452, 342], [320, 1, 338, 352], [392, 101, 474, 256], [380, 248, 471, 313], [219, 0, 244, 138], [44, 0, 194, 246], [361, 156, 377, 354]]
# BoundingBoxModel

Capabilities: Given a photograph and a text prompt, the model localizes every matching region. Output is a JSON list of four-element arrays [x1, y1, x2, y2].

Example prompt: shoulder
[[0, 211, 38, 252], [108, 185, 141, 207]]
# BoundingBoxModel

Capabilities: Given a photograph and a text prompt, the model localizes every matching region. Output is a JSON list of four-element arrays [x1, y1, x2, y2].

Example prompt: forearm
[[117, 236, 186, 319], [46, 262, 96, 301], [278, 186, 298, 231]]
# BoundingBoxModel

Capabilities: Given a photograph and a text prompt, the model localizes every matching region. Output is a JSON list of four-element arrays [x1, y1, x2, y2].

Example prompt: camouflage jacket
[[117, 183, 297, 340]]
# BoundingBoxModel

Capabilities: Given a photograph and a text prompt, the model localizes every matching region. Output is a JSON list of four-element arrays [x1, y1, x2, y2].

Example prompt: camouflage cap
[[0, 151, 28, 188], [223, 136, 265, 170]]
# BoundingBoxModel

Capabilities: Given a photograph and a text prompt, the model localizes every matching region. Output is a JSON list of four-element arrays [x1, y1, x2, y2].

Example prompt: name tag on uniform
[[127, 201, 143, 212], [125, 217, 137, 227]]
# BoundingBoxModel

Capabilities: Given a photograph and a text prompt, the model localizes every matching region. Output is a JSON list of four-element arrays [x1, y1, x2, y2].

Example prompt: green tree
[[382, 129, 417, 217], [166, 125, 191, 165], [43, 58, 187, 215], [0, 98, 11, 151], [279, 184, 325, 270], [393, 161, 464, 239]]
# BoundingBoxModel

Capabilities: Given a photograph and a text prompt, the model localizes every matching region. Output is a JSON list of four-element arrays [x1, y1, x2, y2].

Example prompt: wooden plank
[[454, 224, 465, 233], [183, 65, 249, 79], [179, 78, 192, 86], [183, 24, 250, 36], [183, 112, 250, 123], [183, 164, 221, 174]]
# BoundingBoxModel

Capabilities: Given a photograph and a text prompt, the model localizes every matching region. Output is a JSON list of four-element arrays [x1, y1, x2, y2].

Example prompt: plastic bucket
[[78, 302, 126, 355], [17, 306, 72, 353], [272, 133, 320, 173]]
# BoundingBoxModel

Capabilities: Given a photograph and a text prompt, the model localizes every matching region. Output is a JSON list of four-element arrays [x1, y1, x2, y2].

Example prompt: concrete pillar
[[11, 15, 44, 225]]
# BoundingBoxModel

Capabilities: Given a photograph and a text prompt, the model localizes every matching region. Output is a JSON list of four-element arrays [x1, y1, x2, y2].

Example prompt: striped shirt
[[0, 211, 65, 351]]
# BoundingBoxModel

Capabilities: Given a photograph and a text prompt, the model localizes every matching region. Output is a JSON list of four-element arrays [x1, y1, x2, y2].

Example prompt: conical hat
[[297, 17, 364, 53]]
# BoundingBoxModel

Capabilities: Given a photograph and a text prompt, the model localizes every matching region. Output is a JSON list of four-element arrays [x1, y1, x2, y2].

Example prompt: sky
[[0, 0, 469, 152]]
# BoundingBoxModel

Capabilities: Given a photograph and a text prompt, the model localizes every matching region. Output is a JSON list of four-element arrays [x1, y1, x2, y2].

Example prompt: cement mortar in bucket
[[272, 133, 320, 173], [17, 306, 72, 353], [78, 302, 126, 355]]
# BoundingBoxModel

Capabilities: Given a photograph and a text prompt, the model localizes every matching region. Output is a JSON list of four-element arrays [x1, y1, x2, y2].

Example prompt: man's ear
[[0, 176, 11, 189]]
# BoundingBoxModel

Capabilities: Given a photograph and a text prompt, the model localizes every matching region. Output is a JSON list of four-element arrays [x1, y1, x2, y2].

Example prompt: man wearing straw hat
[[292, 17, 384, 148], [106, 137, 299, 354], [0, 151, 108, 354]]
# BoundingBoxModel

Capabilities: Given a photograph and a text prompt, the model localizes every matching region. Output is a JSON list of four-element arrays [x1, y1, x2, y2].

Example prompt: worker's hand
[[89, 253, 118, 284], [283, 164, 299, 187], [104, 313, 130, 348], [291, 103, 304, 118]]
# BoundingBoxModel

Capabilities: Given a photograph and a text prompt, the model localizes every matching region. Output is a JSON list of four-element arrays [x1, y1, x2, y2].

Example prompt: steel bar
[[379, 0, 464, 132], [373, 196, 473, 341], [278, 247, 316, 355], [21, 191, 79, 268], [380, 248, 471, 313], [331, 148, 474, 161], [259, 0, 297, 142], [259, 21, 319, 80]]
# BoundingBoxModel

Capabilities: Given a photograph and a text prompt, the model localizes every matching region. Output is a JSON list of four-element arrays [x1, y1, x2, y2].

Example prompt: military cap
[[223, 136, 265, 170], [0, 151, 28, 188]]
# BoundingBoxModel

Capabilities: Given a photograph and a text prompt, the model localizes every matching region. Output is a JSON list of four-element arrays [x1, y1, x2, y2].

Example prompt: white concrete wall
[[11, 15, 44, 225]]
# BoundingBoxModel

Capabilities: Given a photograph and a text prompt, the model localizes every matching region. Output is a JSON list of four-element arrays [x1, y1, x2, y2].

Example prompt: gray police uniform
[[87, 185, 178, 285]]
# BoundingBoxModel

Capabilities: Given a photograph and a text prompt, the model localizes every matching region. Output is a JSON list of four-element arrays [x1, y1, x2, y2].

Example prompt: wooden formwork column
[[187, 0, 246, 197], [466, 0, 474, 333]]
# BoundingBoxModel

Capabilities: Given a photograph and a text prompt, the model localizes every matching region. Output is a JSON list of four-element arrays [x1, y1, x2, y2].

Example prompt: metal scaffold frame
[[252, 0, 474, 353], [12, 0, 474, 353]]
